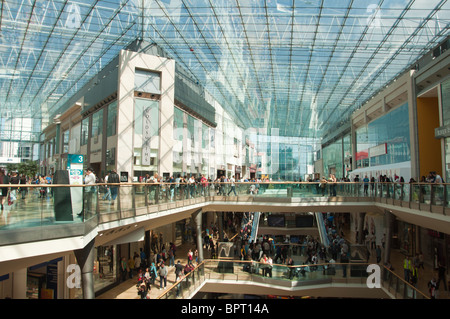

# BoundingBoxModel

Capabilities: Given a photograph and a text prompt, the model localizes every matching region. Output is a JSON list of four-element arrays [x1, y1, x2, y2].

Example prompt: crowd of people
[[138, 172, 274, 204], [0, 169, 55, 211], [132, 232, 203, 299], [230, 210, 352, 279]]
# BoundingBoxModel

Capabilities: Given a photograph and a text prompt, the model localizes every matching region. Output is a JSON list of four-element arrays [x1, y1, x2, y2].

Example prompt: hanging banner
[[142, 106, 152, 166]]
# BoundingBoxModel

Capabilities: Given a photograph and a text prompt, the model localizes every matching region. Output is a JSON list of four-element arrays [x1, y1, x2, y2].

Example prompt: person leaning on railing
[[80, 168, 96, 218]]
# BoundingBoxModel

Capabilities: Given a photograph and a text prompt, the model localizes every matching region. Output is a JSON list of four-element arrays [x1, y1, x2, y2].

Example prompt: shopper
[[159, 262, 168, 290], [108, 169, 120, 205], [227, 175, 237, 196], [437, 262, 447, 291], [428, 277, 437, 299]]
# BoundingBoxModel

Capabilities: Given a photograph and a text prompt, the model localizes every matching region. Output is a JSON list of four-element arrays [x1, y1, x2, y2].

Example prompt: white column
[[12, 268, 27, 299]]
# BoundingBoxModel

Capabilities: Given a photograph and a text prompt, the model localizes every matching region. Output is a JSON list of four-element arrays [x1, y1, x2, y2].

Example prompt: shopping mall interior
[[0, 0, 449, 304]]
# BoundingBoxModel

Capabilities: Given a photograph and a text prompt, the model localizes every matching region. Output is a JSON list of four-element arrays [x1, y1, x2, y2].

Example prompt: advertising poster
[[67, 154, 84, 217]]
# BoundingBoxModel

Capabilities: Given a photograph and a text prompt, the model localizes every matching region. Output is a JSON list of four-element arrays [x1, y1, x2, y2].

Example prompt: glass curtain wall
[[323, 140, 343, 179], [80, 117, 89, 146], [356, 126, 369, 169], [442, 78, 450, 183], [248, 132, 317, 181], [322, 134, 352, 180], [343, 135, 352, 176], [355, 103, 410, 169], [106, 101, 117, 137], [173, 107, 184, 175], [0, 117, 42, 164], [187, 114, 195, 175], [173, 107, 214, 178], [91, 110, 103, 138], [106, 101, 117, 172]]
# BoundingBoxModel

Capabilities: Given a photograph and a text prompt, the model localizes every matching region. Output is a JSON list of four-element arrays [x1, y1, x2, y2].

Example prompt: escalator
[[248, 212, 261, 243], [315, 212, 330, 248]]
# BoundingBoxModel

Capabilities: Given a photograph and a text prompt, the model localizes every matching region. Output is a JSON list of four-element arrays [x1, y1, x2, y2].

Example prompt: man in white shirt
[[80, 167, 96, 218], [227, 175, 237, 196], [434, 172, 443, 183], [188, 175, 196, 198]]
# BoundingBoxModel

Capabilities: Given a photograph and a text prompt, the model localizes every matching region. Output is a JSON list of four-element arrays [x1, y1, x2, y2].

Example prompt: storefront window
[[135, 69, 161, 94], [107, 101, 117, 137], [63, 130, 69, 154], [80, 117, 89, 146], [91, 109, 103, 137], [94, 245, 117, 292]]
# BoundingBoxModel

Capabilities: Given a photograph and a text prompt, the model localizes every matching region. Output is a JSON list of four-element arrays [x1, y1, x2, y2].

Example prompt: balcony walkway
[[97, 225, 449, 300], [1, 182, 449, 248]]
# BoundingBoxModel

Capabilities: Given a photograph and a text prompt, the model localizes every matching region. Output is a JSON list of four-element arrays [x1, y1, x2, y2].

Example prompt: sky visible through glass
[[0, 0, 448, 139]]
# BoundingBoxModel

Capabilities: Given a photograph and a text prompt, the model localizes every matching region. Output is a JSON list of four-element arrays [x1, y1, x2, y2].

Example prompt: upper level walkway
[[0, 181, 449, 273]]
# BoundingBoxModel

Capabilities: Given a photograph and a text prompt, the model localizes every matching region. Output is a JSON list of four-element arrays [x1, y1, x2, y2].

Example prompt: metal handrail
[[157, 258, 429, 299]]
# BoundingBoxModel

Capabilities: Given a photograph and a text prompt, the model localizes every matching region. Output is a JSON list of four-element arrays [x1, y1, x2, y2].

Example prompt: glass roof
[[0, 0, 449, 138]]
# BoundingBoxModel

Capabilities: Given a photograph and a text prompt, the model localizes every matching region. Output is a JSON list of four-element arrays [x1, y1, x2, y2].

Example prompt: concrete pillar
[[73, 239, 96, 299], [192, 209, 204, 263], [358, 212, 366, 244], [384, 211, 394, 265], [12, 268, 27, 299], [55, 121, 61, 170], [218, 211, 224, 242]]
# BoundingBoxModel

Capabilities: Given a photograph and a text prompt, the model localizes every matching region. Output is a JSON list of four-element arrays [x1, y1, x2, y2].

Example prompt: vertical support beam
[[159, 68, 175, 176], [182, 114, 188, 174], [218, 211, 224, 242], [101, 107, 108, 176], [73, 239, 96, 299], [408, 70, 420, 180], [384, 211, 394, 265], [55, 121, 61, 170], [358, 212, 366, 244], [12, 268, 27, 299], [350, 124, 357, 171], [192, 209, 204, 263]]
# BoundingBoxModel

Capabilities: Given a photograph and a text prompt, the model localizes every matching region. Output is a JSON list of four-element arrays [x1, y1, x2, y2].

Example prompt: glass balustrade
[[157, 259, 429, 300], [0, 182, 448, 245]]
